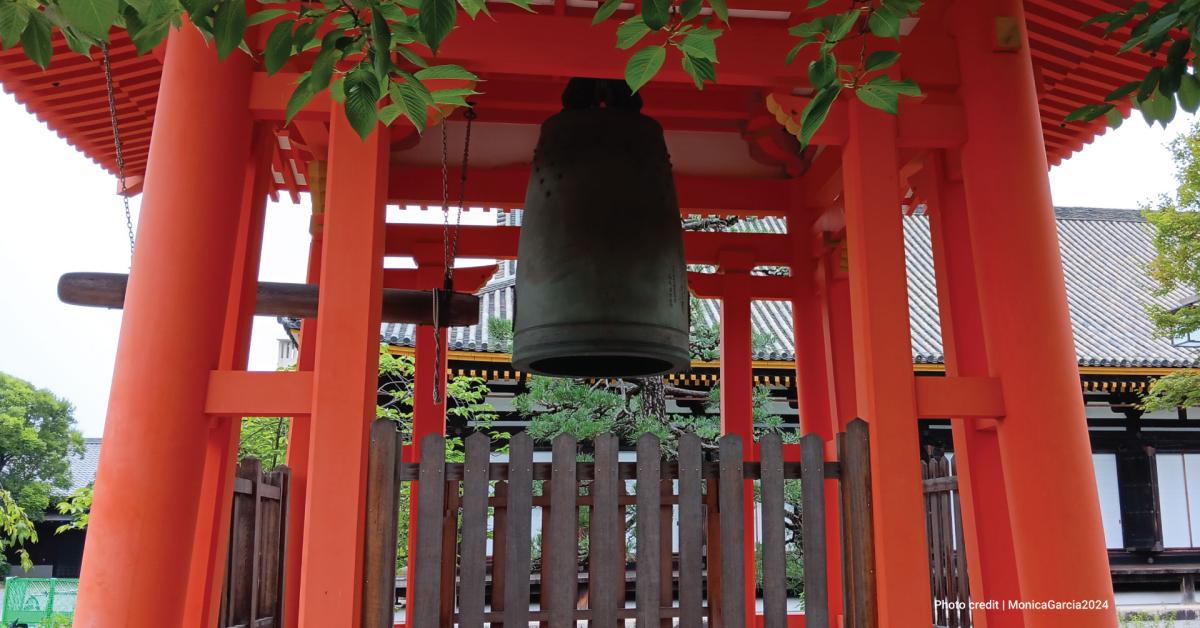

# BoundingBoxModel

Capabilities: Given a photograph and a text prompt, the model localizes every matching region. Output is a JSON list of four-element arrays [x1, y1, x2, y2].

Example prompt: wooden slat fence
[[364, 418, 877, 627], [922, 456, 971, 628], [220, 458, 291, 628]]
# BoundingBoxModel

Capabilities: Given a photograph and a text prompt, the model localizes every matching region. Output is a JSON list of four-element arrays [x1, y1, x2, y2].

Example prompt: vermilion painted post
[[716, 254, 759, 621], [297, 114, 390, 627], [73, 22, 254, 626], [952, 3, 1117, 625], [823, 250, 856, 431], [184, 123, 276, 625], [403, 246, 449, 628], [926, 160, 1023, 628], [841, 98, 931, 628], [787, 197, 844, 620], [283, 200, 324, 628]]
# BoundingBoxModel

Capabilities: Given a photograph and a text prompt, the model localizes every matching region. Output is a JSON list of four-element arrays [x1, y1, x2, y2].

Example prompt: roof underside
[[0, 0, 1163, 188]]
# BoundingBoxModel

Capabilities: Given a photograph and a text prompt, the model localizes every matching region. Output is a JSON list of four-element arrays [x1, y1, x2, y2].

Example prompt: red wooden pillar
[[841, 99, 931, 627], [183, 123, 276, 624], [716, 252, 760, 621], [282, 163, 325, 628], [823, 247, 856, 431], [951, 3, 1116, 625], [787, 198, 845, 619], [297, 114, 390, 627], [73, 22, 254, 626], [924, 158, 1023, 628]]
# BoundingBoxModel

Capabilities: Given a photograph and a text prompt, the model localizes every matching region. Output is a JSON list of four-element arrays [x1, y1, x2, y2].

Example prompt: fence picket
[[801, 433, 829, 628], [589, 433, 620, 628], [718, 434, 746, 628], [458, 432, 490, 628], [504, 432, 535, 628], [677, 433, 703, 627], [760, 433, 787, 628], [844, 419, 877, 628], [412, 434, 447, 628], [363, 420, 400, 628], [547, 434, 580, 626], [635, 433, 662, 627]]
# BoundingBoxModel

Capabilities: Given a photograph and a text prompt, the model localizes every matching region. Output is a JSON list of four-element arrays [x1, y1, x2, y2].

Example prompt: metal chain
[[433, 104, 476, 403], [102, 43, 135, 266]]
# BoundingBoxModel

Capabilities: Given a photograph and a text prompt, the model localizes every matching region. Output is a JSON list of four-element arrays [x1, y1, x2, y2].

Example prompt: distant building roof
[[377, 207, 1199, 368], [66, 438, 102, 494]]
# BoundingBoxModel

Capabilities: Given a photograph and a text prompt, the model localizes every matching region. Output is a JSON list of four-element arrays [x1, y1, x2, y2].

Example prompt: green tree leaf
[[681, 53, 715, 90], [458, 0, 490, 19], [864, 50, 900, 72], [59, 0, 119, 41], [856, 84, 898, 114], [264, 20, 294, 75], [20, 13, 53, 69], [286, 77, 318, 123], [868, 7, 901, 39], [247, 8, 292, 26], [593, 0, 622, 24], [419, 0, 457, 54], [642, 0, 669, 30], [393, 79, 431, 132], [414, 64, 479, 81], [679, 27, 720, 62], [344, 68, 381, 139], [213, 0, 247, 60], [808, 52, 836, 88], [616, 16, 650, 49], [625, 45, 665, 93], [708, 0, 729, 24], [798, 85, 841, 148], [397, 45, 429, 68], [0, 3, 31, 50], [1180, 73, 1200, 114]]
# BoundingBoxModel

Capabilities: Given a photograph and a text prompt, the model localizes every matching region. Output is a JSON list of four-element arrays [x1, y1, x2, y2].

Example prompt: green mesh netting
[[1, 578, 79, 627]]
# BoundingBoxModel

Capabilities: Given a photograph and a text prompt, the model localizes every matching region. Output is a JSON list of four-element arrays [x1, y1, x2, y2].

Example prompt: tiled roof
[[66, 438, 102, 494], [382, 207, 1200, 368]]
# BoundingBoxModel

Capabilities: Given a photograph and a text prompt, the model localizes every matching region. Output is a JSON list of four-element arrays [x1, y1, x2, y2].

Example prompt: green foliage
[[786, 0, 924, 147], [0, 488, 37, 574], [1142, 371, 1200, 412], [0, 372, 85, 515], [1071, 2, 1200, 128], [238, 416, 290, 468], [1139, 123, 1200, 412], [0, 0, 923, 142], [487, 317, 513, 352], [54, 485, 93, 534], [689, 296, 777, 361]]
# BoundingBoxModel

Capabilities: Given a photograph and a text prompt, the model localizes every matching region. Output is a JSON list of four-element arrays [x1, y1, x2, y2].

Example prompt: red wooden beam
[[384, 224, 795, 267], [687, 272, 792, 300], [913, 376, 1005, 419], [388, 165, 791, 215], [204, 370, 314, 416]]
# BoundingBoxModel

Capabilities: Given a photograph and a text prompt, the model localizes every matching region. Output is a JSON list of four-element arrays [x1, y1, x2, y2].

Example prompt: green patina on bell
[[512, 78, 690, 378]]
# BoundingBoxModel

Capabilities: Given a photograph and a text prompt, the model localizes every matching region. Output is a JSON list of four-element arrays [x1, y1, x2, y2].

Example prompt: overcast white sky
[[0, 90, 1194, 437]]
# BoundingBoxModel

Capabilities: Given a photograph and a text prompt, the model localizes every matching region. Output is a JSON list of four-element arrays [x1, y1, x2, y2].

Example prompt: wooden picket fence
[[922, 456, 971, 628], [220, 458, 291, 628], [362, 418, 877, 628]]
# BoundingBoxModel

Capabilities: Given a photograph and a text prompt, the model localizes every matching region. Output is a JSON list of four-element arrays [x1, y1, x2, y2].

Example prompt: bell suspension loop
[[102, 43, 136, 267], [432, 103, 477, 404]]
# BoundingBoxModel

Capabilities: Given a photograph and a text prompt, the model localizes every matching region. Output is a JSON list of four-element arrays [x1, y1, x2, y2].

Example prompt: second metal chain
[[433, 105, 477, 403], [102, 43, 135, 266]]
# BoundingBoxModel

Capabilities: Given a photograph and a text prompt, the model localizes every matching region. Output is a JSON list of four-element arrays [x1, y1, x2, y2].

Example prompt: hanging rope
[[101, 43, 135, 266], [433, 104, 476, 403]]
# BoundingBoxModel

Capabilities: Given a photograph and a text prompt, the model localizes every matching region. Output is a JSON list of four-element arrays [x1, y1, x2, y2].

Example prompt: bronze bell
[[512, 78, 690, 378]]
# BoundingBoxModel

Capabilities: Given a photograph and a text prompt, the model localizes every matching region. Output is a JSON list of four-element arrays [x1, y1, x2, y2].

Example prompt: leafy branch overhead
[[0, 0, 919, 142], [786, 0, 922, 147], [1068, 2, 1200, 129]]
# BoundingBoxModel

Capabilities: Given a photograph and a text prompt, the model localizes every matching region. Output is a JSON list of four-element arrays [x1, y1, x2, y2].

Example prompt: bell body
[[512, 107, 690, 378]]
